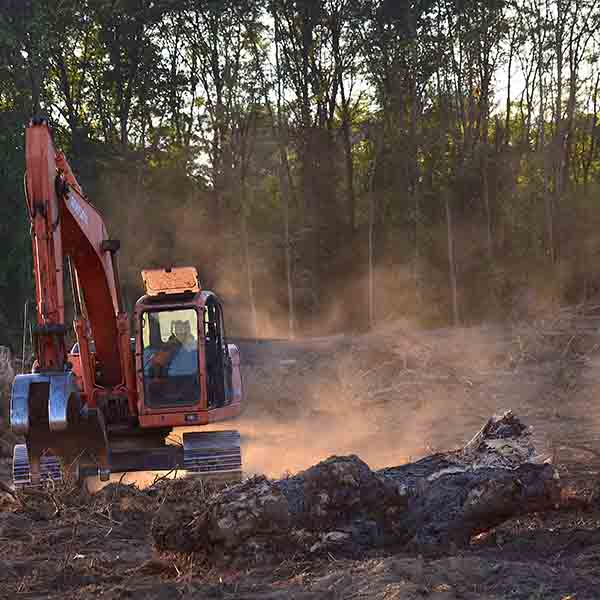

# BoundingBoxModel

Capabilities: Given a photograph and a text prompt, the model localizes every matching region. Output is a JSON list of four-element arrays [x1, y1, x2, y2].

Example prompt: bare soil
[[3, 308, 600, 598]]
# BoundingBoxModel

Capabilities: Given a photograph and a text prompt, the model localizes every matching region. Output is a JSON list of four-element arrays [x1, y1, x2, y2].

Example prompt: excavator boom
[[25, 120, 67, 371]]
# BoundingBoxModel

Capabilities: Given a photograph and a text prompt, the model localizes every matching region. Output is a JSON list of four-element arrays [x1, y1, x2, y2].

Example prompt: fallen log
[[152, 411, 560, 563]]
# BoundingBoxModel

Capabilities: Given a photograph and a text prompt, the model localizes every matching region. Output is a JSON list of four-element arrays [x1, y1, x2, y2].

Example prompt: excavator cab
[[139, 300, 235, 411], [134, 267, 242, 428], [141, 308, 200, 406]]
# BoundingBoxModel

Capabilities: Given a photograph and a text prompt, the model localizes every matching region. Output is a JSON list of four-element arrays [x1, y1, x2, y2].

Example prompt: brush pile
[[510, 304, 600, 365]]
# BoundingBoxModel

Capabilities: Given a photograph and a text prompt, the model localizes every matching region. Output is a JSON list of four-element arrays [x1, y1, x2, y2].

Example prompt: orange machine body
[[11, 118, 243, 483]]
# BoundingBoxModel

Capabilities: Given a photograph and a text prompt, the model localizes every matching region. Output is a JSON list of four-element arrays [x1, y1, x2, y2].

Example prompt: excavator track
[[12, 444, 63, 488], [183, 430, 242, 484]]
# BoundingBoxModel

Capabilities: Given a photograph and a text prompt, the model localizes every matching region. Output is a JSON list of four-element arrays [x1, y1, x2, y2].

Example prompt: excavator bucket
[[10, 371, 111, 488], [183, 430, 242, 484]]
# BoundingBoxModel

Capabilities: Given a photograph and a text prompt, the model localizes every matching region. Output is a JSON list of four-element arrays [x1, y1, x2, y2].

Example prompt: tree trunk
[[583, 73, 600, 192], [551, 0, 564, 263], [537, 15, 555, 265], [445, 192, 459, 327], [339, 77, 356, 234], [482, 141, 493, 262], [414, 189, 422, 305], [260, 8, 295, 339], [505, 17, 517, 144], [280, 159, 296, 339], [368, 187, 375, 330], [240, 179, 258, 338], [153, 412, 560, 563]]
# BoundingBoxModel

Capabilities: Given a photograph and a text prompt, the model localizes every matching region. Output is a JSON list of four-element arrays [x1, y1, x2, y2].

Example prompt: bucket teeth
[[12, 444, 63, 488], [183, 430, 242, 484]]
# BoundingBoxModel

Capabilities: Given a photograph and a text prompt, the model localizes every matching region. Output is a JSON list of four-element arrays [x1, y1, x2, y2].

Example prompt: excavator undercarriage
[[12, 431, 242, 488]]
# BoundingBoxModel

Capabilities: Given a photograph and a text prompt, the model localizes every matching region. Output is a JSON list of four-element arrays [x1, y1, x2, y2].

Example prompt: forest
[[2, 0, 600, 343]]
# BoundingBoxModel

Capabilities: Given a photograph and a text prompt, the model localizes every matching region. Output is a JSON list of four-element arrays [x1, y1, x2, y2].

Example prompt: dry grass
[[0, 346, 13, 419], [0, 475, 219, 596], [510, 304, 600, 365], [0, 346, 16, 459], [2, 311, 600, 597]]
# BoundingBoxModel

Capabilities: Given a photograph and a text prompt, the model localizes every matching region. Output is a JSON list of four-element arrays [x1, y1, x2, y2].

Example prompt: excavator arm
[[25, 118, 127, 387], [24, 119, 67, 371]]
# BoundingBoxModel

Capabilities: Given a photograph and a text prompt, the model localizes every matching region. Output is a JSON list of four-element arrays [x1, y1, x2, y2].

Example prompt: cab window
[[141, 308, 200, 407]]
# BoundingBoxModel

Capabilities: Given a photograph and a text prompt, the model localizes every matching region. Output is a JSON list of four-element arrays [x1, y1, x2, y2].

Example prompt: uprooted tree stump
[[152, 411, 560, 563]]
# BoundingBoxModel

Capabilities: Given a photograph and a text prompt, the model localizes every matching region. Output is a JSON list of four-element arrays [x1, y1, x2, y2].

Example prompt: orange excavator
[[10, 118, 243, 486]]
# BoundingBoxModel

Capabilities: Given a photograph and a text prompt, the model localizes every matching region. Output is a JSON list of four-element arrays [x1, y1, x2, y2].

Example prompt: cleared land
[[2, 308, 600, 598]]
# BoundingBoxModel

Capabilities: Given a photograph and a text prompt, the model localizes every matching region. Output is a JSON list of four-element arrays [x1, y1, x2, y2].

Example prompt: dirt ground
[[3, 308, 600, 598]]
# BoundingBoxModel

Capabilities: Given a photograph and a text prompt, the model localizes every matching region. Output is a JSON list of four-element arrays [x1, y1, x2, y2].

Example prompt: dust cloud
[[210, 322, 535, 478], [79, 304, 600, 490], [91, 169, 581, 479]]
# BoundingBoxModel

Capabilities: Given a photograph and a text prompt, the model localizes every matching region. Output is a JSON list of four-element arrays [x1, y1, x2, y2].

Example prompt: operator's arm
[[148, 337, 182, 377]]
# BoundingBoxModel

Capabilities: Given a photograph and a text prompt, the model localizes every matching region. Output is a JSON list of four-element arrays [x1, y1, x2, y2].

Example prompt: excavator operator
[[147, 318, 197, 378], [171, 320, 196, 349]]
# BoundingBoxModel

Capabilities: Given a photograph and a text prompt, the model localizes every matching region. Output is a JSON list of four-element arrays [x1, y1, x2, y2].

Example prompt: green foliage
[[3, 0, 600, 339], [0, 109, 32, 344]]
